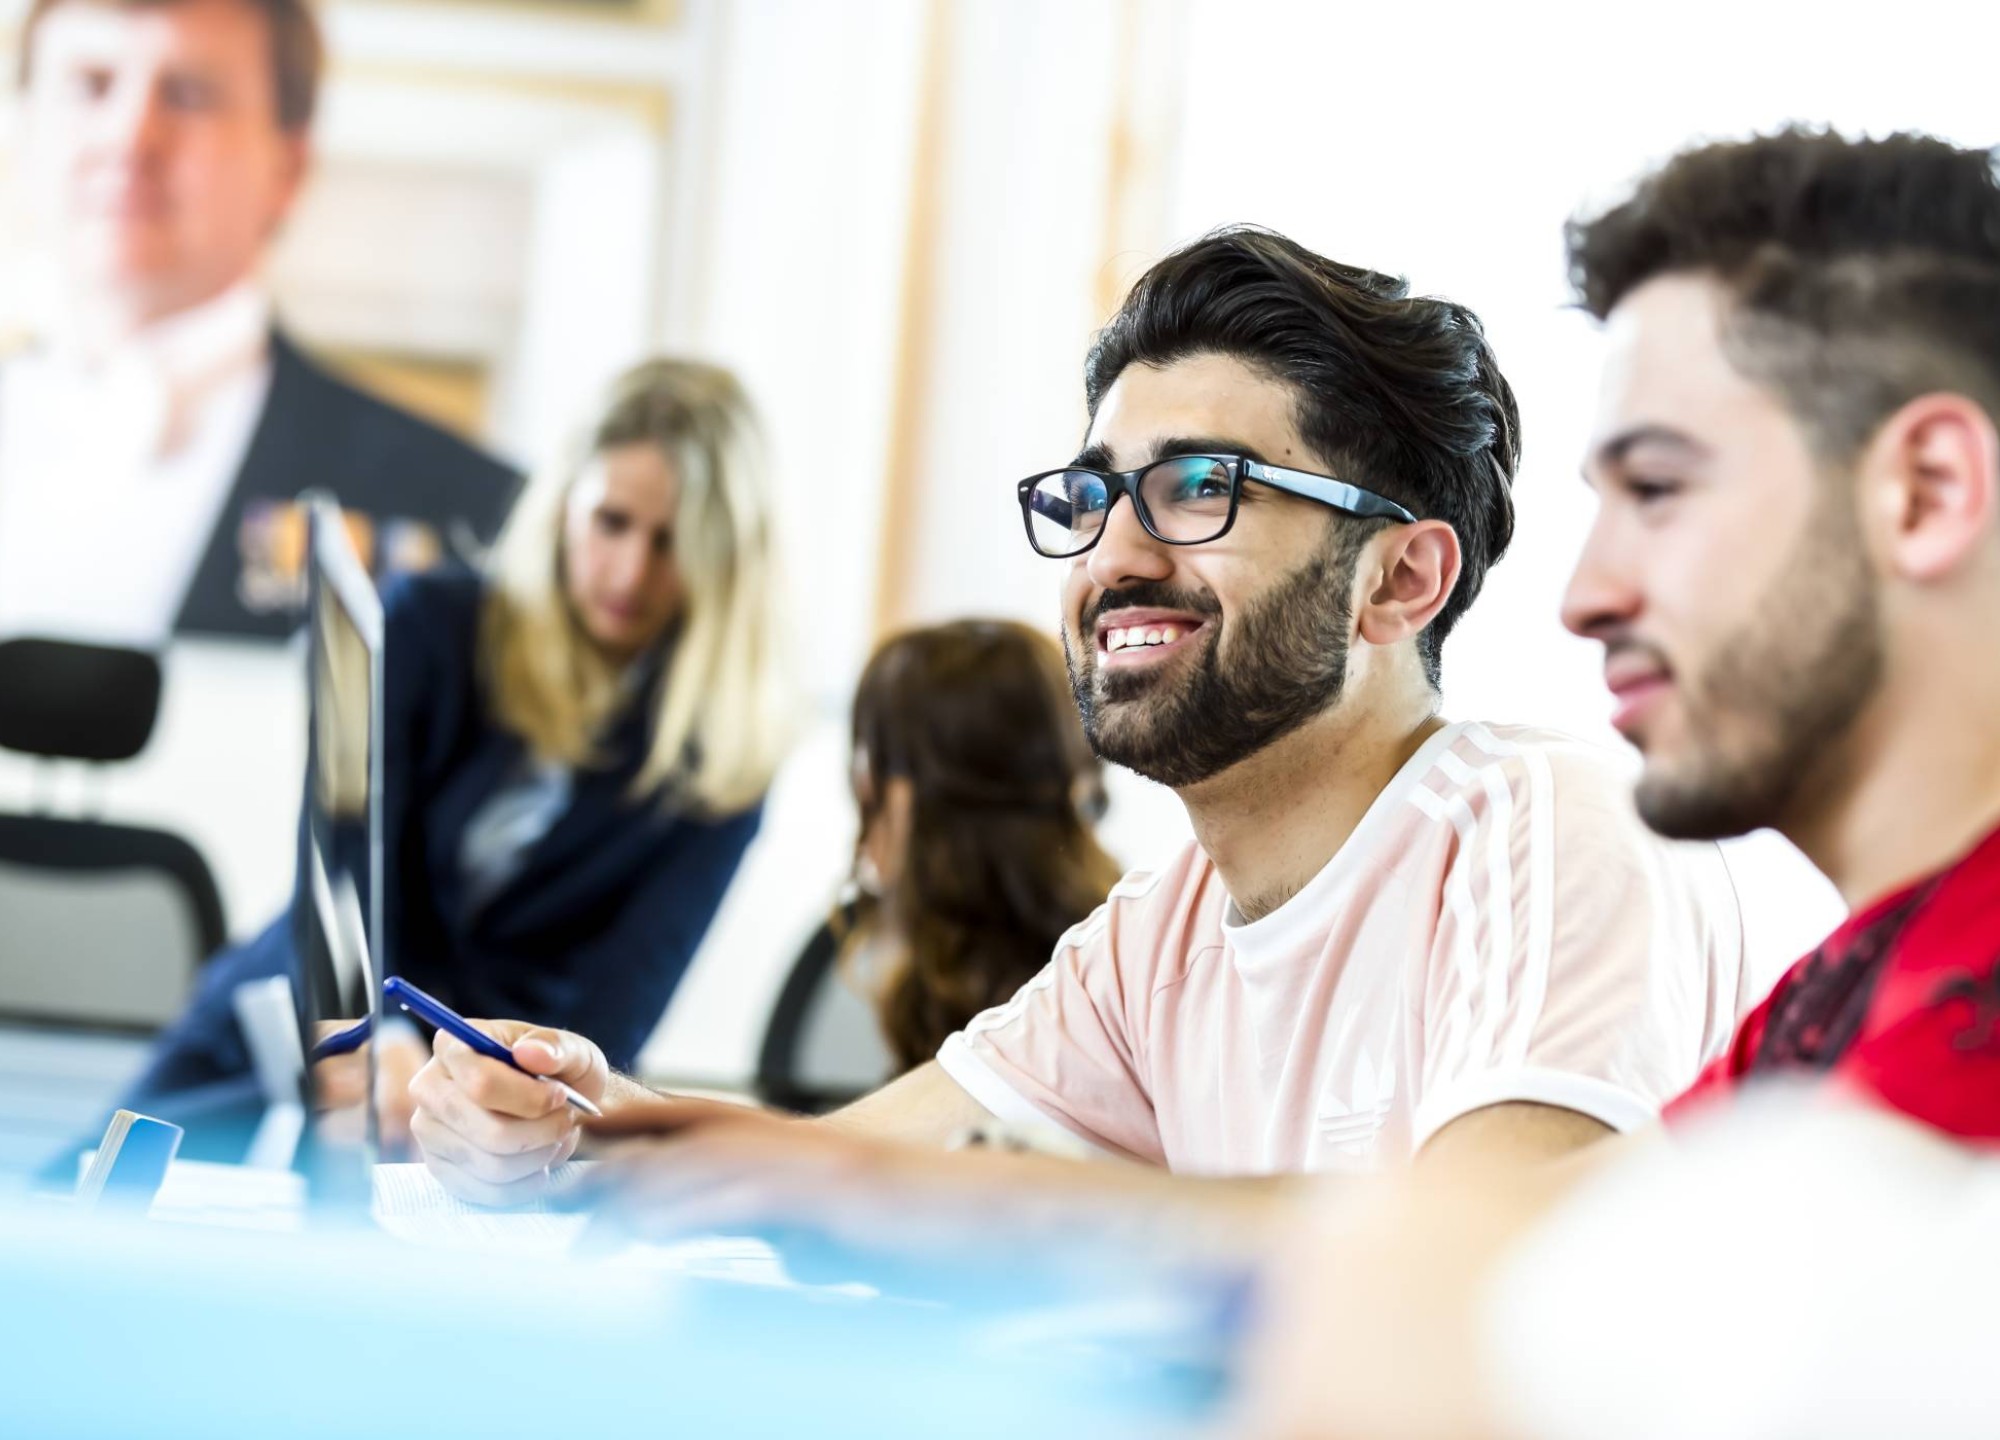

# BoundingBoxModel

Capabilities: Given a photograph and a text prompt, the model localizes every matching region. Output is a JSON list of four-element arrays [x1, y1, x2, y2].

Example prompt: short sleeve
[[1410, 744, 1746, 1150], [1664, 981, 1780, 1127], [936, 873, 1174, 1165]]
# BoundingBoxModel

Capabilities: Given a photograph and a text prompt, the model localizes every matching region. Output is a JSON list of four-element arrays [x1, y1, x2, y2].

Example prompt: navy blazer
[[175, 331, 521, 640], [126, 570, 764, 1106]]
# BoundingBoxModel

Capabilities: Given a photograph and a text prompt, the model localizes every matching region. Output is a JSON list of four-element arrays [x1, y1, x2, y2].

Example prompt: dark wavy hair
[[1567, 127, 2000, 460], [1084, 226, 1522, 688], [850, 620, 1123, 1071]]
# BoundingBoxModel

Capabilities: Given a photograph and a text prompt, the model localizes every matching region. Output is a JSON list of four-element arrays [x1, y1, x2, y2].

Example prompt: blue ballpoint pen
[[383, 976, 604, 1117]]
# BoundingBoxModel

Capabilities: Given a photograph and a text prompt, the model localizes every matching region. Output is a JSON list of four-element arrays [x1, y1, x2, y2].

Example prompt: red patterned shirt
[[1670, 823, 2000, 1144]]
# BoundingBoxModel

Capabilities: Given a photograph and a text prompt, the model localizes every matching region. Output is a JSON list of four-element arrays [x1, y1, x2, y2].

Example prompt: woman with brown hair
[[760, 620, 1123, 1108], [852, 618, 1125, 1068]]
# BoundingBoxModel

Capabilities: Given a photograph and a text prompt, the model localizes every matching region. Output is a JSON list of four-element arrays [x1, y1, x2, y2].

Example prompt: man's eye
[[1626, 477, 1680, 504], [595, 511, 630, 536], [1161, 463, 1230, 502], [161, 76, 220, 111], [70, 68, 116, 102]]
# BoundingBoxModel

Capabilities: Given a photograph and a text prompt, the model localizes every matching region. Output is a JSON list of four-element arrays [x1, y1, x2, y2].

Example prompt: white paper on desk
[[371, 1162, 590, 1255], [147, 1158, 307, 1232], [370, 1164, 801, 1286]]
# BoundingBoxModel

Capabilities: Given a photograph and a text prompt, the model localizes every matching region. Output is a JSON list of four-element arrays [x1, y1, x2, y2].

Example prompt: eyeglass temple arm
[[1026, 485, 1076, 527], [1242, 459, 1416, 523]]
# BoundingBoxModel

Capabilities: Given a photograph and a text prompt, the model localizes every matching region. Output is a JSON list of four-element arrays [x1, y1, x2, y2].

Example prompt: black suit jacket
[[174, 331, 521, 639]]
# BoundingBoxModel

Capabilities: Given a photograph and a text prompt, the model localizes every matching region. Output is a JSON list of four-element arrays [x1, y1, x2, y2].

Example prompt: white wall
[[635, 0, 929, 1077], [639, 0, 1200, 1080]]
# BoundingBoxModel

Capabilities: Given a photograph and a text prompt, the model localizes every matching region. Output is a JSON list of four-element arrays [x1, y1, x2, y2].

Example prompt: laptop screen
[[295, 496, 387, 1195]]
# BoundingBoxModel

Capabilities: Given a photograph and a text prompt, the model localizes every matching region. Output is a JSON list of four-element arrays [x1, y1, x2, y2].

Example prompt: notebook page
[[371, 1161, 588, 1254], [370, 1163, 801, 1284]]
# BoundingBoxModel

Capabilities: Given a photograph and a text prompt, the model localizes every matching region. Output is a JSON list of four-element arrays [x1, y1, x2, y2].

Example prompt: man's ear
[[267, 133, 312, 238], [1356, 520, 1460, 649], [1863, 392, 2000, 583]]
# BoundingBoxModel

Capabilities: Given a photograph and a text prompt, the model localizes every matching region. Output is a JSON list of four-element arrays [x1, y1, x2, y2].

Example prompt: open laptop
[[290, 494, 388, 1205]]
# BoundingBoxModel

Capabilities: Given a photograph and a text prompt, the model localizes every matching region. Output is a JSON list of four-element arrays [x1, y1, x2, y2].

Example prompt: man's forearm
[[602, 1070, 668, 1112], [818, 1139, 1308, 1267], [819, 1060, 997, 1146]]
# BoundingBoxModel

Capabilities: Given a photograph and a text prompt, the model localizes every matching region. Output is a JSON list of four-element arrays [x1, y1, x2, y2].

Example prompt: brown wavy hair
[[850, 619, 1123, 1070]]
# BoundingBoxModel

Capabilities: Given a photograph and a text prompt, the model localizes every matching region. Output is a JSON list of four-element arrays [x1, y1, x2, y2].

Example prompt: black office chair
[[0, 639, 226, 1030], [755, 899, 894, 1114]]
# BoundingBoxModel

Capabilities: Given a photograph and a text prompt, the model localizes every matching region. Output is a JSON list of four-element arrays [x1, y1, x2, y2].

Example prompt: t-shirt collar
[[1221, 719, 1467, 963]]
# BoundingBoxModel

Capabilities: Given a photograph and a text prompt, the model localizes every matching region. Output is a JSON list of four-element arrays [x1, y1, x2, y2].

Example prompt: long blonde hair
[[482, 359, 790, 817]]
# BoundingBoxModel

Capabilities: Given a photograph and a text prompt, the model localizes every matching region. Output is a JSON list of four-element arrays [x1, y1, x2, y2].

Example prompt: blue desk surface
[[0, 1190, 1238, 1438]]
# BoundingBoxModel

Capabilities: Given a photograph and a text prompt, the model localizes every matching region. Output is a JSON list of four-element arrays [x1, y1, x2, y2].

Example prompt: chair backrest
[[0, 640, 161, 762], [0, 639, 224, 1030], [0, 815, 226, 1030], [755, 905, 894, 1114]]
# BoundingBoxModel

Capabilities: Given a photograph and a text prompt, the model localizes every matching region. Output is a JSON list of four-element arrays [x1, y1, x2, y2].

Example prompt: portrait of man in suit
[[0, 0, 519, 646]]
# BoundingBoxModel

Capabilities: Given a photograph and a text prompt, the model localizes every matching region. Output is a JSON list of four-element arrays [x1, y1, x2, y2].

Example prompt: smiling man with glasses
[[400, 228, 1748, 1249]]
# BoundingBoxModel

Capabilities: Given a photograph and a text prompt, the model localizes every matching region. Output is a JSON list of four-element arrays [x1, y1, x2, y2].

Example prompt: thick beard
[[1063, 535, 1363, 790], [1635, 490, 1885, 841]]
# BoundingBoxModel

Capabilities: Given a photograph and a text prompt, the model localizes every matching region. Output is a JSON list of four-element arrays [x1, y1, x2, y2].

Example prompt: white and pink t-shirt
[[937, 721, 1750, 1175]]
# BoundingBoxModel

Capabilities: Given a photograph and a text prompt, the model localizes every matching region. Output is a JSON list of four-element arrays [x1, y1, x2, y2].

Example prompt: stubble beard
[[1635, 491, 1886, 841]]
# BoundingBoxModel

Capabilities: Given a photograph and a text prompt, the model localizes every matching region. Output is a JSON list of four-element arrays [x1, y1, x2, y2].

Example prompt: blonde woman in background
[[123, 360, 790, 1157]]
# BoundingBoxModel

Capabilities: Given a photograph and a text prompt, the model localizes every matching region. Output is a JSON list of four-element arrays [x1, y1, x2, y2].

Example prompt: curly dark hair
[[1567, 127, 2000, 460], [1083, 226, 1521, 688]]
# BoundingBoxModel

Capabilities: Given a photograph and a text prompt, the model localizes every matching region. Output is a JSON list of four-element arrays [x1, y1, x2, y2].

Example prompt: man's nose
[[1084, 494, 1174, 593], [97, 80, 171, 162], [1560, 518, 1642, 641]]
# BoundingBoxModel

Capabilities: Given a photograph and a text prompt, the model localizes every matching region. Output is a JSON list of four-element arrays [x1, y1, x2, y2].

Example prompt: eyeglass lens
[[1024, 456, 1234, 556]]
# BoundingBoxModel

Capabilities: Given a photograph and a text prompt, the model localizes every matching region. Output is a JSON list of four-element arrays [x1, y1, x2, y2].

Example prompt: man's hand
[[408, 1021, 611, 1206]]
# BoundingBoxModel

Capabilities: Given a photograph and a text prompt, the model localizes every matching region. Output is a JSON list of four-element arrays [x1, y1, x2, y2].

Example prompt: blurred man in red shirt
[[1249, 125, 2000, 1439]]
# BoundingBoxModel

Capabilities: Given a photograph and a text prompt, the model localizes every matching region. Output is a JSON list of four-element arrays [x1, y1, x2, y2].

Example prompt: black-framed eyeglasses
[[1015, 453, 1417, 560]]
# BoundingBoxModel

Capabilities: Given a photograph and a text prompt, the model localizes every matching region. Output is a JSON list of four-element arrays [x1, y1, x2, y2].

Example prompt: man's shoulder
[[1103, 840, 1218, 912], [1406, 720, 1664, 832], [264, 335, 521, 524], [1062, 842, 1227, 973], [1424, 721, 1634, 794], [271, 338, 516, 477], [1414, 720, 1733, 886]]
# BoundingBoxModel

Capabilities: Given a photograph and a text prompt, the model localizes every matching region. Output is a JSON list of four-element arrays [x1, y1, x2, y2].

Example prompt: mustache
[[1597, 633, 1669, 664], [1596, 632, 1675, 676], [1083, 583, 1222, 633]]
